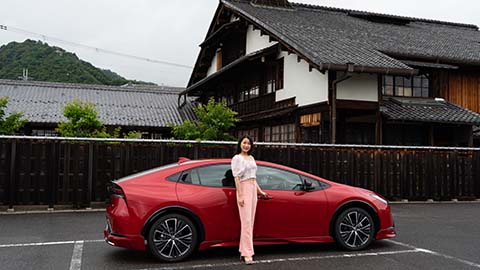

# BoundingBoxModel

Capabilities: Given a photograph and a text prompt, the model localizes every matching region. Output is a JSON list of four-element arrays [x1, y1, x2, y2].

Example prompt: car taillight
[[107, 182, 125, 199]]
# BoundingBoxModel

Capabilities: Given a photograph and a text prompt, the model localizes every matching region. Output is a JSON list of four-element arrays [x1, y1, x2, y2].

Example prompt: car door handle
[[258, 194, 272, 200]]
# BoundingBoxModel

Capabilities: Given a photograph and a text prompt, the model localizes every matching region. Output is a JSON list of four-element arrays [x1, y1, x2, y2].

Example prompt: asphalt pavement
[[0, 203, 479, 270]]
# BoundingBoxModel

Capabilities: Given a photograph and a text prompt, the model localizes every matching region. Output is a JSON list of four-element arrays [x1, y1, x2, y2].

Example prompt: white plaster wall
[[246, 25, 278, 54], [337, 74, 378, 101], [206, 52, 218, 76], [276, 52, 329, 106]]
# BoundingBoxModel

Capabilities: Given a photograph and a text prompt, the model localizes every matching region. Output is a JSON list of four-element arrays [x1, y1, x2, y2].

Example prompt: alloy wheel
[[148, 214, 198, 261], [335, 207, 374, 250]]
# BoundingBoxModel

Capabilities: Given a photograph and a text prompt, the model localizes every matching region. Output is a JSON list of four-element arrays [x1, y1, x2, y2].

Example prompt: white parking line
[[136, 249, 422, 270], [1, 239, 478, 269], [0, 239, 103, 248], [69, 241, 84, 270], [386, 240, 480, 269]]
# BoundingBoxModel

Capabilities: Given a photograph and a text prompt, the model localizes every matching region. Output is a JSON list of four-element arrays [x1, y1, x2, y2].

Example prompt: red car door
[[254, 165, 328, 240], [175, 164, 240, 242]]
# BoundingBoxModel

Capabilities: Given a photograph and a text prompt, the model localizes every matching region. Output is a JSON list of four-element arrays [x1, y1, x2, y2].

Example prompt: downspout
[[330, 63, 354, 144]]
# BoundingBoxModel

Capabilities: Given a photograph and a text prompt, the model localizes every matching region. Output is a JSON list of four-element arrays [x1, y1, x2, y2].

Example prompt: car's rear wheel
[[334, 207, 375, 251], [147, 214, 198, 262]]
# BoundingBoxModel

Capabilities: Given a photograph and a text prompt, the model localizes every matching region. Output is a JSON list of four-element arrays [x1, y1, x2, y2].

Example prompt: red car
[[104, 158, 396, 262]]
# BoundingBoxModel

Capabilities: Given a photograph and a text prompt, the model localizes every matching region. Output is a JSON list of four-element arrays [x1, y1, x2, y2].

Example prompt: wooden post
[[376, 75, 383, 145], [329, 69, 352, 144], [48, 141, 57, 209], [468, 126, 474, 147], [429, 125, 435, 146], [9, 140, 17, 209], [331, 84, 337, 144], [87, 143, 94, 208]]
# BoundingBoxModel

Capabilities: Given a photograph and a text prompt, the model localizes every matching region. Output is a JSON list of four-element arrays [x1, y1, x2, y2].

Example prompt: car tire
[[147, 213, 198, 262], [334, 207, 375, 251]]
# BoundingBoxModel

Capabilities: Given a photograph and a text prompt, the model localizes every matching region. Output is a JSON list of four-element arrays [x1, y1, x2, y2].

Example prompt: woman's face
[[240, 138, 251, 154]]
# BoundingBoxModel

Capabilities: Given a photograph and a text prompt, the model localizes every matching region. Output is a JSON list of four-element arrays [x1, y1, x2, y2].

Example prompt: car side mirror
[[303, 179, 315, 191]]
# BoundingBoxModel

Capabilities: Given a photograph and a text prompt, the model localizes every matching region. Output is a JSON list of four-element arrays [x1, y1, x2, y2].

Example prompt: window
[[275, 58, 284, 90], [216, 48, 222, 70], [256, 166, 303, 190], [383, 75, 429, 97], [265, 58, 284, 93], [238, 129, 258, 142], [196, 165, 230, 187], [300, 113, 321, 127], [300, 175, 330, 190], [238, 85, 260, 102], [166, 172, 182, 182], [31, 129, 58, 136], [264, 124, 295, 142], [179, 164, 231, 187], [176, 170, 200, 185]]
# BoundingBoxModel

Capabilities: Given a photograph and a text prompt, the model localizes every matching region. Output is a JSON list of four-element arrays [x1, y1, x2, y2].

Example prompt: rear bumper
[[103, 219, 146, 251]]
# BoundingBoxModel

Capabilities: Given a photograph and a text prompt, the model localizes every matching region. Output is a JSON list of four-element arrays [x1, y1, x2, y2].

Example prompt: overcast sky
[[1, 0, 479, 87]]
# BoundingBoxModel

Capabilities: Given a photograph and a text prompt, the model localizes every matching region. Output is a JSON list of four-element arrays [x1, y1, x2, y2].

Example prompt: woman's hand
[[237, 197, 245, 207], [259, 191, 270, 199]]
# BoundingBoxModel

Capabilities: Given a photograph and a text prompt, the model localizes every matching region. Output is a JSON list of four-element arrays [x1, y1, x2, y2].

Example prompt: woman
[[231, 135, 269, 265]]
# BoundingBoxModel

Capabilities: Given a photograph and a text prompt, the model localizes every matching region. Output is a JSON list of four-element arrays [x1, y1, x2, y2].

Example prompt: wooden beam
[[429, 125, 434, 146], [376, 74, 383, 145], [336, 100, 378, 110], [329, 72, 336, 144], [468, 125, 474, 147], [375, 112, 383, 145]]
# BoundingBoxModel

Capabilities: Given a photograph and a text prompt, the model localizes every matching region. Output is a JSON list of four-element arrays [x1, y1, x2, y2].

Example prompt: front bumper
[[376, 226, 396, 240]]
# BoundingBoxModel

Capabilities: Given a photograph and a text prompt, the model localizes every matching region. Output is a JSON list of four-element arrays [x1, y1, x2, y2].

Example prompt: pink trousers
[[237, 180, 258, 257]]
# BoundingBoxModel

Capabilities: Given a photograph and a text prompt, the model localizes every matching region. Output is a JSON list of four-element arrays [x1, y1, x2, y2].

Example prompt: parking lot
[[1, 203, 479, 270]]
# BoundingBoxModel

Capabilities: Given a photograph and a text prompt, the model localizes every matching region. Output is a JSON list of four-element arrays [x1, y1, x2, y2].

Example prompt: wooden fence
[[1, 136, 479, 208]]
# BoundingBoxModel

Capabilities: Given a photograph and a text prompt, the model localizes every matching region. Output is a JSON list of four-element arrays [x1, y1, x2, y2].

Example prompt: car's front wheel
[[334, 207, 375, 251], [147, 214, 198, 262]]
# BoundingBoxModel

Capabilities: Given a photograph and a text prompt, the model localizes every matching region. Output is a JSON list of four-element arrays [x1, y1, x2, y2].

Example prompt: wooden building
[[0, 79, 196, 138], [181, 0, 480, 146]]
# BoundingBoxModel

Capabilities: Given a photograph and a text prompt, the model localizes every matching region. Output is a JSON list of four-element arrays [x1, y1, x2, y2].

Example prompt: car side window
[[196, 164, 233, 187], [177, 170, 200, 185], [256, 166, 303, 191]]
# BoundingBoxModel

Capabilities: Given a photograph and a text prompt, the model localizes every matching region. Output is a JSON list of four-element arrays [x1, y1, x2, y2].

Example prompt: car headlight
[[371, 194, 388, 205]]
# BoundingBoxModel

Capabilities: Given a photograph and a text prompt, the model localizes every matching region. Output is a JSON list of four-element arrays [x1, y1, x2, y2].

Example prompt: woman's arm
[[234, 176, 244, 207], [255, 180, 268, 197]]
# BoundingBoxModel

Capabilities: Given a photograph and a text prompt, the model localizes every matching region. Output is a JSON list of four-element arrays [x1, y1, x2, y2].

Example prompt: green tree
[[0, 97, 27, 135], [57, 99, 140, 138], [0, 40, 155, 85], [57, 99, 110, 138], [172, 98, 239, 141]]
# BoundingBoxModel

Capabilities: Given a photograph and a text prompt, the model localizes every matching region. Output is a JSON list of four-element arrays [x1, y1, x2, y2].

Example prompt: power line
[[0, 24, 193, 69]]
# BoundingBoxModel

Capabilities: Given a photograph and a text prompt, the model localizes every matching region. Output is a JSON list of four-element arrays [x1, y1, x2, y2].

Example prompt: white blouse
[[231, 154, 257, 181]]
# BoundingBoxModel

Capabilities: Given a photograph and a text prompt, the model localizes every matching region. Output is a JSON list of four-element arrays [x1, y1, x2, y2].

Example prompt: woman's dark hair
[[236, 135, 254, 155]]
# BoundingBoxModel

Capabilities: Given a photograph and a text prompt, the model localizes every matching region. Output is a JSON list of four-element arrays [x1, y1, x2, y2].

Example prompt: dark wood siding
[[436, 70, 480, 113]]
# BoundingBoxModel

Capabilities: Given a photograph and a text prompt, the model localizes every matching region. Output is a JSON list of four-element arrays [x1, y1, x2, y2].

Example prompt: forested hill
[[0, 40, 154, 85]]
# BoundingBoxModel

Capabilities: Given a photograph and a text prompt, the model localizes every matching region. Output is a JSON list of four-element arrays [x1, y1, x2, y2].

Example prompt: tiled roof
[[380, 97, 480, 125], [223, 0, 480, 71], [0, 79, 196, 128], [474, 126, 480, 138]]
